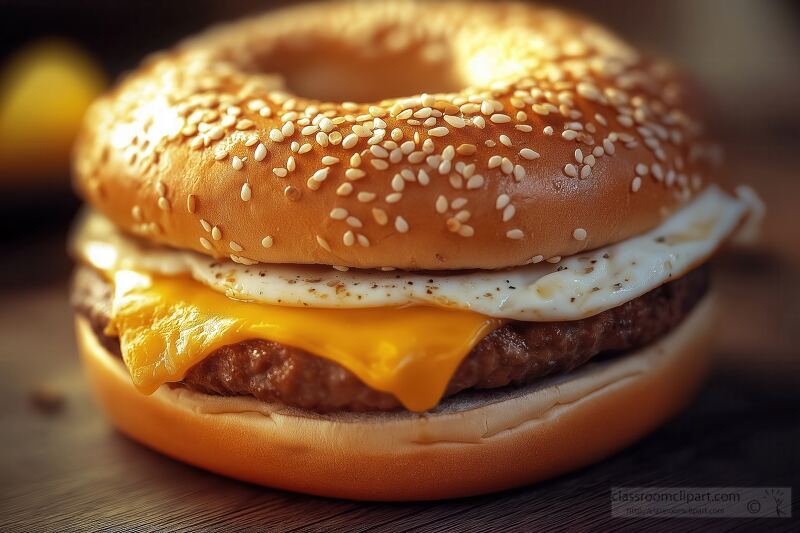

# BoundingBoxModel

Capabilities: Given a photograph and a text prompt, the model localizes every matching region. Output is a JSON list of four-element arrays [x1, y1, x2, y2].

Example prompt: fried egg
[[73, 185, 759, 320]]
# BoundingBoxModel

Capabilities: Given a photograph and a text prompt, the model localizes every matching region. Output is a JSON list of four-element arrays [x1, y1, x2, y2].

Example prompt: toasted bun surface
[[73, 1, 718, 270], [76, 295, 714, 500]]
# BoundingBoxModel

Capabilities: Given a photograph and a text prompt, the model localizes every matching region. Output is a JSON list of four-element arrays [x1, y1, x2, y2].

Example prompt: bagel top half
[[73, 1, 719, 270]]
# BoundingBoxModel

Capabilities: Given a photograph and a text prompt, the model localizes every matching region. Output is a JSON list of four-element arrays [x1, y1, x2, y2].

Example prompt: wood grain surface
[[1, 143, 798, 531]]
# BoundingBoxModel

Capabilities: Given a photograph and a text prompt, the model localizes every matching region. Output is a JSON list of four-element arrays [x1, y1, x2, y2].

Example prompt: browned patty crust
[[72, 265, 709, 412]]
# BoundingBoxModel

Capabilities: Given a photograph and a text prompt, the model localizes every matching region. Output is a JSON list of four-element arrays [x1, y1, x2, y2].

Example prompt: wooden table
[[1, 142, 798, 530]]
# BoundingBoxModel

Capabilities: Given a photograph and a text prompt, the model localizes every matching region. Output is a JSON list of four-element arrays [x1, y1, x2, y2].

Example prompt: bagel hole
[[246, 38, 465, 103]]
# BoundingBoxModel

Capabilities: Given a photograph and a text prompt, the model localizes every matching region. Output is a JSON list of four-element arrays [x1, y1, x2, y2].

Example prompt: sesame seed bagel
[[73, 1, 719, 270]]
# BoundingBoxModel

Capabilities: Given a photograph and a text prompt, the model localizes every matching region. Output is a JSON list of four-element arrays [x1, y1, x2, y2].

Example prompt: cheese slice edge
[[108, 269, 503, 412]]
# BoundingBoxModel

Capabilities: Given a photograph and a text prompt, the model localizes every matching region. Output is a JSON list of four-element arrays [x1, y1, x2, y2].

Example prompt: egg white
[[73, 185, 758, 320]]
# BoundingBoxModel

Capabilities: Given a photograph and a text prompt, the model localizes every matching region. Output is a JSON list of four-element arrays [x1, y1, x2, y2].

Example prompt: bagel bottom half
[[75, 295, 715, 501]]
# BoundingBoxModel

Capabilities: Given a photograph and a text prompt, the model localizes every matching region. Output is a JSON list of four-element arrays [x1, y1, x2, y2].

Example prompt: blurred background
[[1, 0, 798, 528]]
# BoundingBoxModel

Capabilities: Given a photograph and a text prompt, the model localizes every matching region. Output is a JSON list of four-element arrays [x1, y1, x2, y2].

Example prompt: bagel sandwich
[[70, 0, 762, 500]]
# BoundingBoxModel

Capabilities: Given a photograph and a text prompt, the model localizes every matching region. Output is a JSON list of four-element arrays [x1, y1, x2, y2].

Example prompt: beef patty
[[72, 265, 709, 412]]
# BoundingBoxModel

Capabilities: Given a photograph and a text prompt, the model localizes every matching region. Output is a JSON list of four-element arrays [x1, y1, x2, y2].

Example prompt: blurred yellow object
[[0, 40, 105, 185]]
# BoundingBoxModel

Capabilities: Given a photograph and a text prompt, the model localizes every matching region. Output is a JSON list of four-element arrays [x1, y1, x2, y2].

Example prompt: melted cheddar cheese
[[107, 270, 503, 411]]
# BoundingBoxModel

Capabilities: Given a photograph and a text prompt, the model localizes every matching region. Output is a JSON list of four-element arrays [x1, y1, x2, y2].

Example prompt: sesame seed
[[316, 235, 331, 252], [428, 127, 449, 137], [261, 236, 274, 248], [269, 129, 284, 142], [442, 145, 455, 161], [158, 197, 170, 211], [457, 144, 477, 155], [254, 143, 267, 161], [321, 156, 340, 166], [580, 165, 591, 179], [353, 124, 371, 137], [343, 230, 355, 246], [652, 163, 664, 180], [357, 234, 370, 247], [530, 255, 544, 264], [330, 207, 348, 220], [466, 174, 485, 189], [336, 183, 353, 196], [519, 148, 540, 160], [371, 208, 388, 225], [236, 119, 254, 130], [370, 145, 389, 158], [240, 183, 252, 201], [502, 204, 516, 222], [506, 229, 524, 240], [273, 168, 288, 177], [394, 216, 409, 233], [307, 168, 330, 189], [231, 156, 243, 170], [458, 225, 475, 237], [546, 256, 562, 264], [631, 176, 642, 192], [443, 115, 466, 128], [187, 194, 196, 214], [562, 130, 578, 141], [495, 194, 510, 209], [451, 197, 468, 209], [417, 169, 430, 185], [573, 228, 587, 241], [636, 163, 649, 176], [211, 226, 222, 241], [199, 237, 212, 250], [564, 164, 578, 178], [229, 241, 243, 252], [346, 216, 363, 228], [488, 155, 502, 169], [357, 191, 376, 202], [490, 113, 511, 124], [435, 195, 448, 213], [543, 126, 554, 135], [499, 135, 512, 147], [345, 168, 366, 180]]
